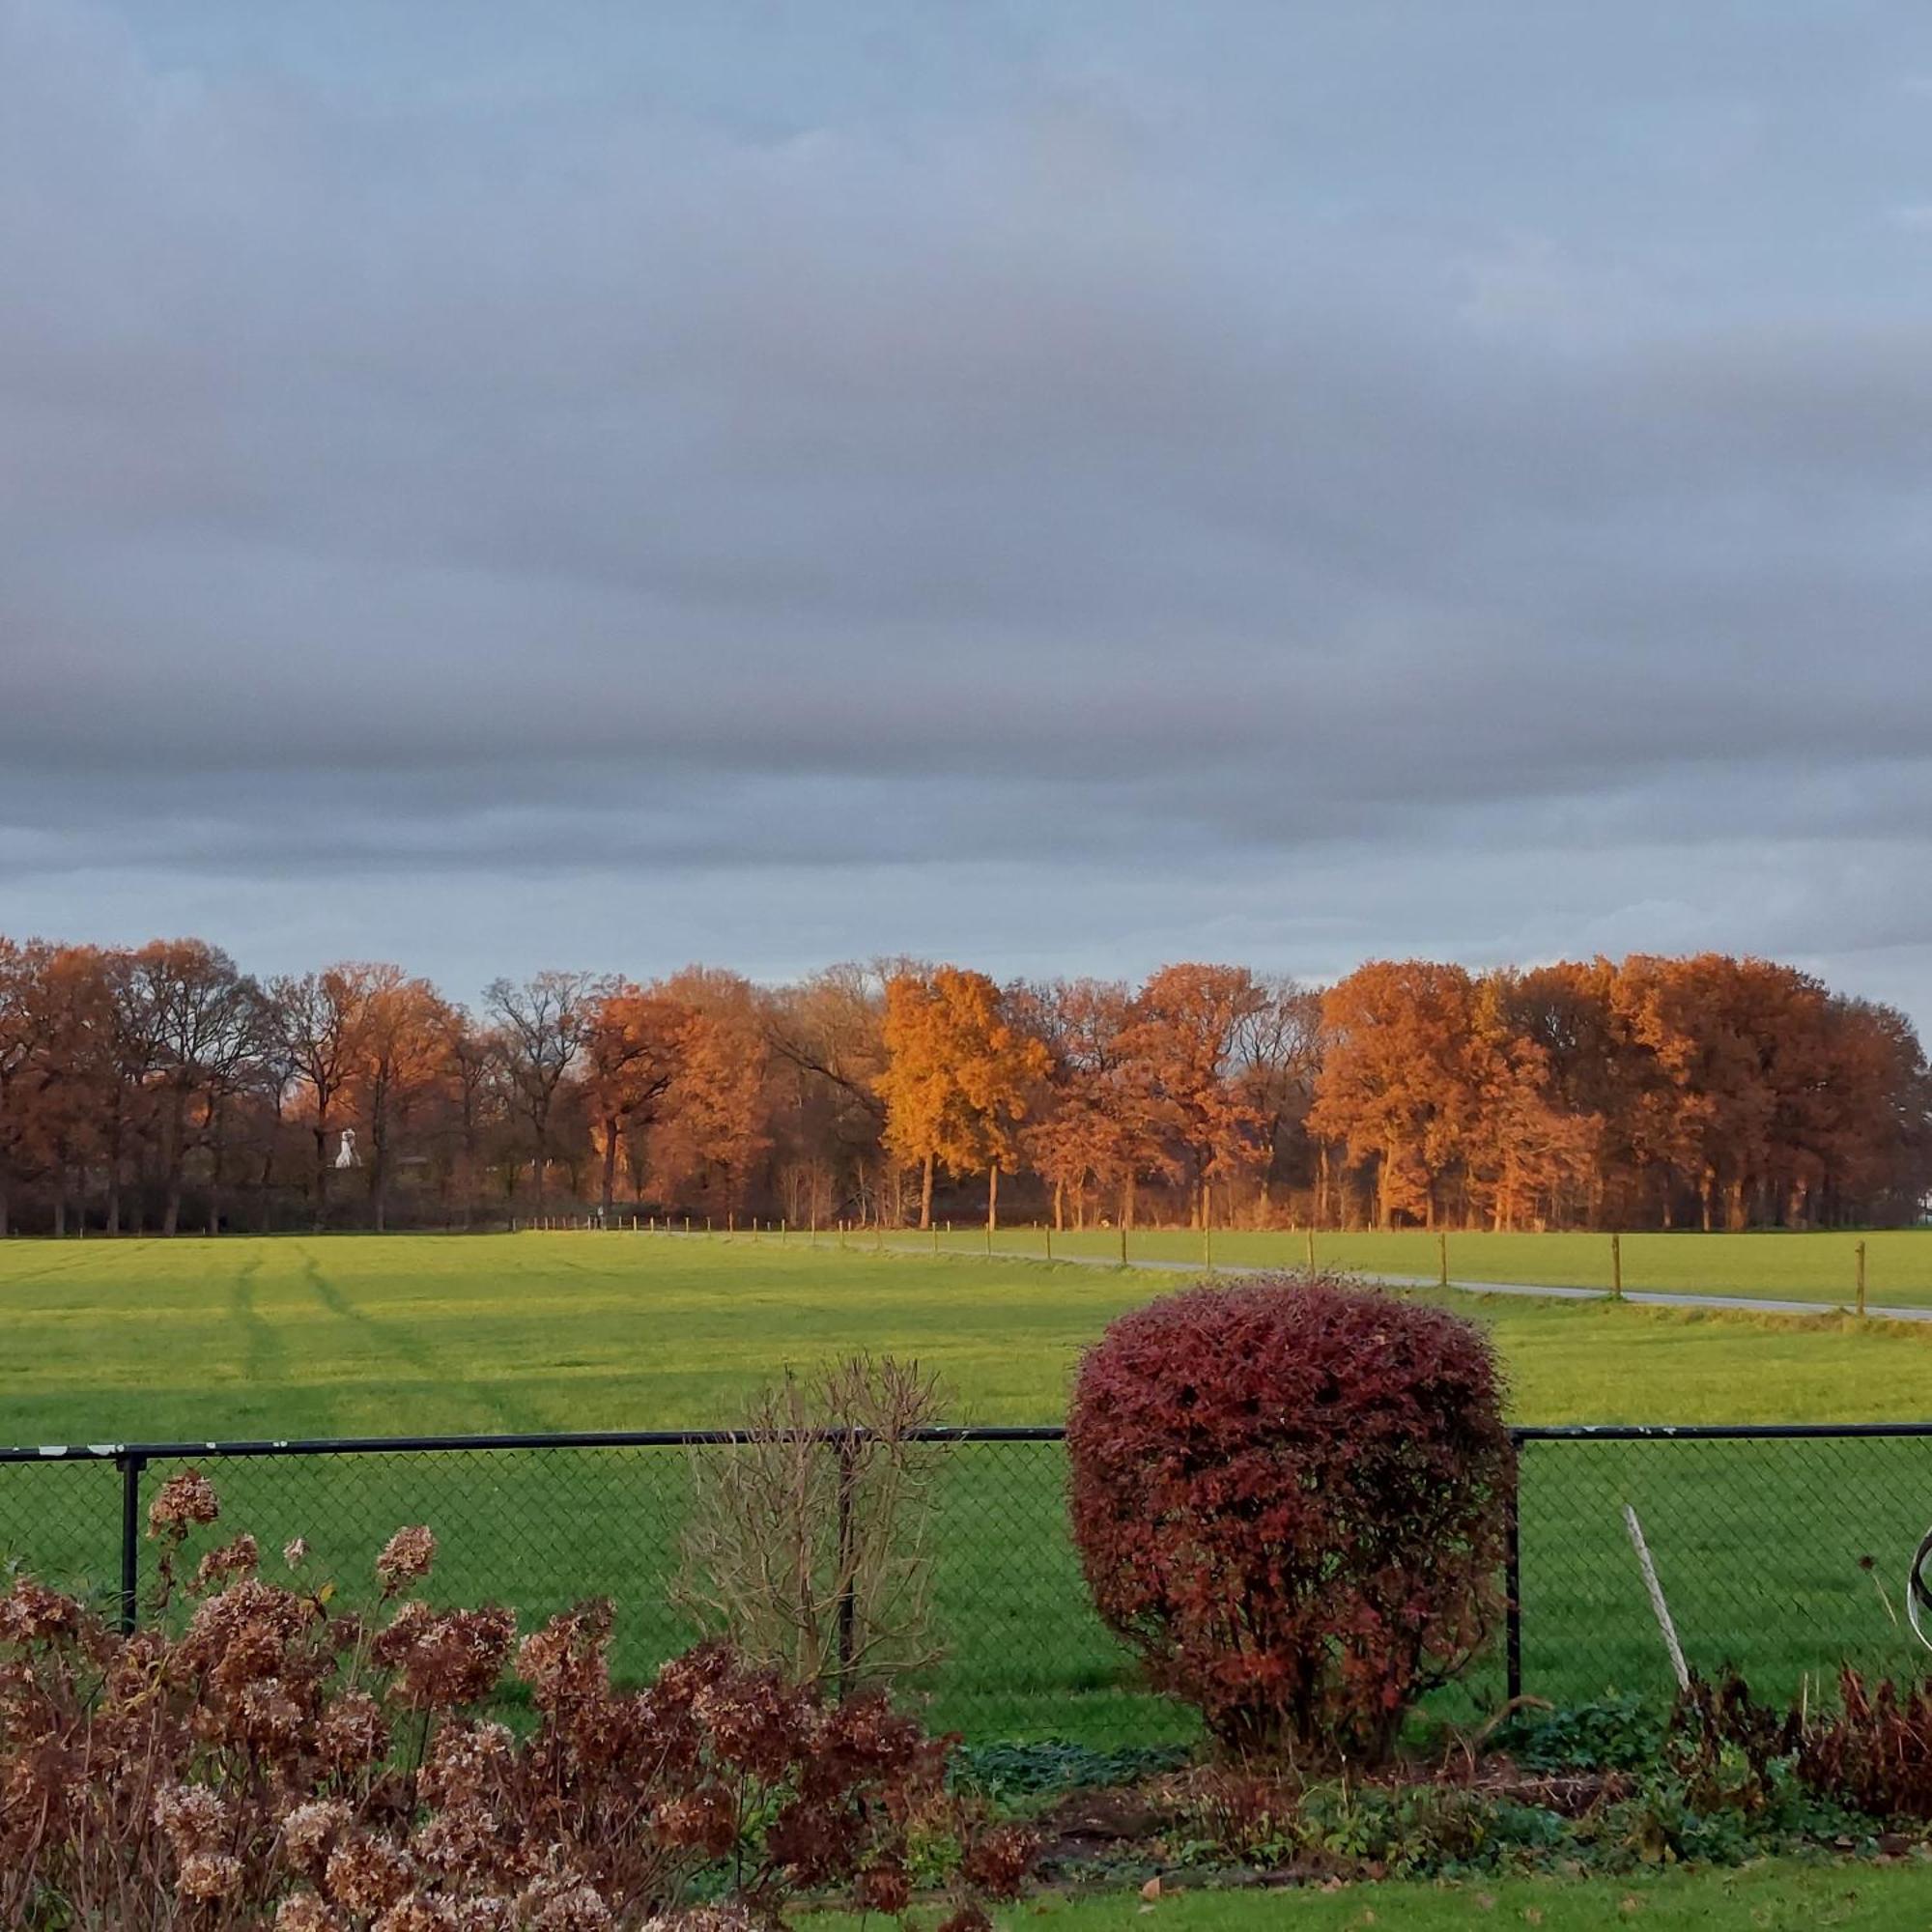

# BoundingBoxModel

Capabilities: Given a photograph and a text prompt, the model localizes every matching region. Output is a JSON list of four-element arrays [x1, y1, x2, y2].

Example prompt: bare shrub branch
[[673, 1354, 949, 1699]]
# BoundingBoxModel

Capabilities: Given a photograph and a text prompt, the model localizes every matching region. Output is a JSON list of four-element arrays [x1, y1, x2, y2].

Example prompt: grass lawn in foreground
[[6, 1234, 1932, 1743], [817, 1860, 1932, 1930]]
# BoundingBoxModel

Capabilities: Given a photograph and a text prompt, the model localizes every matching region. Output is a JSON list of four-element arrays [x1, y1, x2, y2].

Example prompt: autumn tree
[[1464, 973, 1600, 1230], [1118, 964, 1271, 1229], [644, 969, 772, 1215], [1310, 960, 1489, 1229], [349, 966, 454, 1232], [763, 962, 895, 1227], [582, 981, 688, 1217], [0, 940, 47, 1237], [1232, 976, 1324, 1221], [14, 946, 118, 1236], [877, 967, 1050, 1230], [1022, 980, 1170, 1230]]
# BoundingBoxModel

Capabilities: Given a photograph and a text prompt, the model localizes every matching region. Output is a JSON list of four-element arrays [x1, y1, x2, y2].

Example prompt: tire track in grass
[[293, 1242, 549, 1435], [227, 1251, 286, 1388]]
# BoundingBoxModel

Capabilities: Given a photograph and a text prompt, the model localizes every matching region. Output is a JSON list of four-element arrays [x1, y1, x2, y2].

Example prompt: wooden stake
[[1437, 1230, 1449, 1289], [1610, 1233, 1623, 1301], [1857, 1239, 1868, 1318], [1624, 1505, 1690, 1691]]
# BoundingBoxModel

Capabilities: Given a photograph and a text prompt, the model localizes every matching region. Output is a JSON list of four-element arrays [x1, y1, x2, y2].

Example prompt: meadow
[[6, 1232, 1932, 1743], [926, 1222, 1932, 1309]]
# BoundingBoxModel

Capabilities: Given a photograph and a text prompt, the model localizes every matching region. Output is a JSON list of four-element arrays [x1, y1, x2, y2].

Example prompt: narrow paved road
[[879, 1240, 1932, 1324]]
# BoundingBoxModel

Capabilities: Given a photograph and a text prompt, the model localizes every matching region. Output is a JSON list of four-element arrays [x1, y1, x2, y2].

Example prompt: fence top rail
[[0, 1425, 1070, 1463], [1512, 1421, 1932, 1442], [7, 1419, 1932, 1463]]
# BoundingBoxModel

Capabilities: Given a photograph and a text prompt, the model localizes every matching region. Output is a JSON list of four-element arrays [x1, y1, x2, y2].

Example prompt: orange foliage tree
[[877, 967, 1050, 1229]]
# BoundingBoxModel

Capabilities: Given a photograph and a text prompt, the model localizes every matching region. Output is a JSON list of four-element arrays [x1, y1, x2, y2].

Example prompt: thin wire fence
[[5, 1424, 1931, 1745]]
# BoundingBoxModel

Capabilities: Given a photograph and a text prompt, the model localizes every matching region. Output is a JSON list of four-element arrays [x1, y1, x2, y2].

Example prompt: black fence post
[[1504, 1437, 1522, 1703], [118, 1450, 147, 1634]]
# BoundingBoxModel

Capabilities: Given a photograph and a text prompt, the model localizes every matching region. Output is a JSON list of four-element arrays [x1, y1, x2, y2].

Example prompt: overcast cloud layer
[[5, 0, 1932, 1015]]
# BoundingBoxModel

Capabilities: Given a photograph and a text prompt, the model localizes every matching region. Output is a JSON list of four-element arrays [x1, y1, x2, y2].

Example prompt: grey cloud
[[4, 0, 1932, 1015]]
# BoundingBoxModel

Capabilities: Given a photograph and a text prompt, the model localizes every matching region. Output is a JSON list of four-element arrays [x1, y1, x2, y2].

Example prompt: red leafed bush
[[1066, 1273, 1514, 1765]]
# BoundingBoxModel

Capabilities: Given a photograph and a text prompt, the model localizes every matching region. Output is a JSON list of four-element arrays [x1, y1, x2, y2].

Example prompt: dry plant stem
[[674, 1353, 949, 1699]]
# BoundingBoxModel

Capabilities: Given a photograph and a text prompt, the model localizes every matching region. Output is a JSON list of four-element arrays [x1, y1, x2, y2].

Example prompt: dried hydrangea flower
[[316, 1690, 391, 1774], [376, 1524, 437, 1593], [325, 1835, 415, 1915], [281, 1799, 354, 1878], [517, 1875, 613, 1932], [193, 1532, 260, 1593], [176, 1850, 244, 1901], [372, 1896, 463, 1932], [284, 1536, 311, 1570], [0, 1576, 89, 1645], [148, 1468, 220, 1538], [154, 1781, 229, 1856], [275, 1893, 344, 1932]]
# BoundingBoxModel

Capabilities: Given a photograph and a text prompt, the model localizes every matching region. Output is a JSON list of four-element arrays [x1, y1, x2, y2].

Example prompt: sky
[[5, 1, 1932, 1020]]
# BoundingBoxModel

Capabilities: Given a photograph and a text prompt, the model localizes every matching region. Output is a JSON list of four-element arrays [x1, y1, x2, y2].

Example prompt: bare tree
[[485, 970, 600, 1217], [127, 940, 265, 1236], [270, 965, 372, 1231]]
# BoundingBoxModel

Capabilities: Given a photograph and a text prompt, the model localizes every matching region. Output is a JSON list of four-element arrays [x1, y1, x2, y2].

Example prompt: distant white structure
[[335, 1127, 360, 1170]]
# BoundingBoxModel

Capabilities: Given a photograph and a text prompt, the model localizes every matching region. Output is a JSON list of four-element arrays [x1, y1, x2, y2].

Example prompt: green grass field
[[924, 1224, 1932, 1308], [5, 1232, 1932, 1745]]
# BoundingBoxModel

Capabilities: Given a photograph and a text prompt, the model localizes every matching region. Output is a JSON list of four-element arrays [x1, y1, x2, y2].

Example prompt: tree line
[[0, 938, 1925, 1236]]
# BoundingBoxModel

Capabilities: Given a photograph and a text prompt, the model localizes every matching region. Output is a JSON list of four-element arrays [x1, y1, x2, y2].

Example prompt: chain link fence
[[5, 1424, 1931, 1746]]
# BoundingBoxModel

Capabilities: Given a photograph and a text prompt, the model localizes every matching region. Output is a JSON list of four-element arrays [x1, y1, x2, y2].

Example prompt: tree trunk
[[601, 1116, 621, 1220], [370, 1132, 389, 1233], [207, 1102, 226, 1236], [312, 1119, 332, 1232], [1053, 1179, 1064, 1232], [986, 1164, 999, 1233], [161, 1090, 186, 1237], [919, 1151, 934, 1230]]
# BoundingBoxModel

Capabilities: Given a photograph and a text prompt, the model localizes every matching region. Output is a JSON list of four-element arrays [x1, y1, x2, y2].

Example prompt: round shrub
[[1066, 1273, 1513, 1765]]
